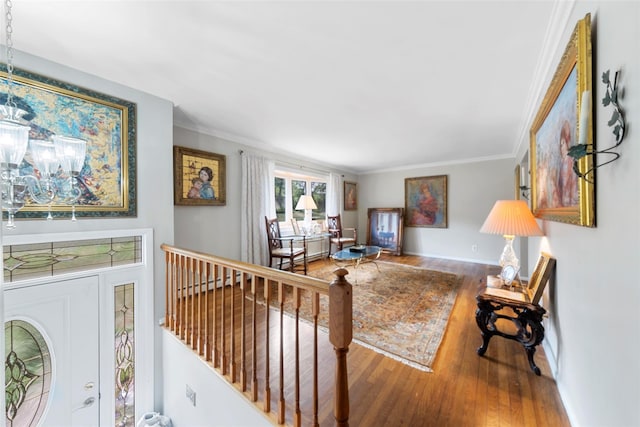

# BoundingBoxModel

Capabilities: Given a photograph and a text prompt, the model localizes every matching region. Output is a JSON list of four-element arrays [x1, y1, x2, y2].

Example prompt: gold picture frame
[[514, 164, 522, 200], [344, 181, 357, 211], [0, 67, 137, 218], [173, 146, 226, 206], [527, 252, 556, 304], [530, 14, 594, 227], [404, 175, 448, 228]]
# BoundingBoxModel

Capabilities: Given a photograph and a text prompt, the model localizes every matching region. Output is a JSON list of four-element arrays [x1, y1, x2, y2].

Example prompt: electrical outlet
[[471, 244, 478, 252], [186, 384, 196, 406]]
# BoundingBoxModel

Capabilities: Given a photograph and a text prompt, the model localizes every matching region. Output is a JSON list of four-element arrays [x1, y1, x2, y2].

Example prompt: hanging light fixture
[[1, 0, 87, 228]]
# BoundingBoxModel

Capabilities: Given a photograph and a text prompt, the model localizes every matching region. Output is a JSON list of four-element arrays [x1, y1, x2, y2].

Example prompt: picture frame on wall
[[366, 207, 403, 255], [530, 13, 595, 227], [0, 66, 137, 218], [404, 175, 448, 228], [173, 146, 226, 206], [515, 165, 522, 200], [344, 181, 357, 211]]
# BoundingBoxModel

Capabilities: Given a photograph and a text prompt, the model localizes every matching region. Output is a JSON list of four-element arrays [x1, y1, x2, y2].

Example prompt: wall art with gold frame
[[0, 66, 137, 218], [404, 175, 448, 228], [529, 13, 595, 227], [173, 146, 226, 206], [344, 181, 357, 211]]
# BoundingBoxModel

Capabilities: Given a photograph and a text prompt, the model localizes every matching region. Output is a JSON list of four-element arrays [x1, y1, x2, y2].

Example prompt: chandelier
[[0, 0, 87, 228]]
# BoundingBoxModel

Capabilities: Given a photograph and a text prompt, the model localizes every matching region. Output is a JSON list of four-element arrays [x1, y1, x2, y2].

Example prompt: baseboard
[[401, 250, 496, 266]]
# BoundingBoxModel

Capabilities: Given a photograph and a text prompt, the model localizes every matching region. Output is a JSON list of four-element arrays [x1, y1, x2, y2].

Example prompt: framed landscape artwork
[[173, 146, 226, 206], [344, 181, 357, 211], [530, 13, 594, 227], [0, 67, 137, 218], [404, 175, 448, 228], [366, 207, 403, 255]]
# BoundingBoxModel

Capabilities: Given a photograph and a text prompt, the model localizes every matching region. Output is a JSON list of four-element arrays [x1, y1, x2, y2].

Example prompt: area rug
[[268, 261, 463, 372]]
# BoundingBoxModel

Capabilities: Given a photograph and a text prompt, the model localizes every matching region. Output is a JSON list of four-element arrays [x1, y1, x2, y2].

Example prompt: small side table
[[475, 280, 546, 375]]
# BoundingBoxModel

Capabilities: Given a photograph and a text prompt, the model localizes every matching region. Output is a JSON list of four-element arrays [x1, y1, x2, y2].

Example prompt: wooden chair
[[265, 217, 307, 275], [475, 252, 556, 375], [326, 214, 357, 258]]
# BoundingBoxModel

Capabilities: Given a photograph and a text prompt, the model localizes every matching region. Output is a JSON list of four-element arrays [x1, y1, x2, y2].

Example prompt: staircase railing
[[161, 244, 352, 426]]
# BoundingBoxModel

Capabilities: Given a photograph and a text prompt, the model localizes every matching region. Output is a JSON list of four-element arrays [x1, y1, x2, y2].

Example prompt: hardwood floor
[[179, 252, 571, 426], [305, 254, 571, 427]]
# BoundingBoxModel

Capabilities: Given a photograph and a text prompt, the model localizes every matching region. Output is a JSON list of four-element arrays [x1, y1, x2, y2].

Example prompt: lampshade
[[480, 200, 543, 237], [0, 120, 30, 166], [53, 135, 87, 174], [295, 194, 317, 210], [30, 139, 60, 177]]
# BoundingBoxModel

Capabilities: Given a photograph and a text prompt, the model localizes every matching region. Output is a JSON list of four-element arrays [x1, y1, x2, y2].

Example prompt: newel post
[[329, 268, 352, 427]]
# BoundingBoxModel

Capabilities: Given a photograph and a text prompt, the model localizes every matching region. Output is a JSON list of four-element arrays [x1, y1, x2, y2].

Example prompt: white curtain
[[326, 172, 342, 217], [240, 153, 275, 266]]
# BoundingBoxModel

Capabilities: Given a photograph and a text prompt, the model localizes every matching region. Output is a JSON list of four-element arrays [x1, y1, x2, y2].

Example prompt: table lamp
[[479, 200, 543, 270], [295, 194, 317, 234]]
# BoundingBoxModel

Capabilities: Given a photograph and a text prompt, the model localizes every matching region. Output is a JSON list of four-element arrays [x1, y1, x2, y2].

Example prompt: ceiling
[[11, 1, 562, 174]]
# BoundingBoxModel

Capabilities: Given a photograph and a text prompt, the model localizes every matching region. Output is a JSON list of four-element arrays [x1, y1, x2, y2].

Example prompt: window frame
[[274, 168, 327, 223]]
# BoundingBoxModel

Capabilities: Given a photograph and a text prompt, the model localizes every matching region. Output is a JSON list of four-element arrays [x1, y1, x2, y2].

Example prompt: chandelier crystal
[[1, 0, 87, 228]]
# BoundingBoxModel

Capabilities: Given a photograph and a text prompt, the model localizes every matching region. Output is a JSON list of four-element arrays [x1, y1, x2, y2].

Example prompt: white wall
[[526, 3, 640, 426], [162, 330, 271, 427], [358, 157, 517, 267], [173, 126, 358, 261], [173, 127, 243, 259], [6, 50, 175, 412]]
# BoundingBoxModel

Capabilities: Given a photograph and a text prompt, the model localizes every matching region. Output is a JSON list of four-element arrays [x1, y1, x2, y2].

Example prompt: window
[[274, 170, 326, 222]]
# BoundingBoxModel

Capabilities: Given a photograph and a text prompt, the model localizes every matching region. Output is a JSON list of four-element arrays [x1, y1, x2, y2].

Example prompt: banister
[[161, 243, 351, 426], [160, 243, 329, 294]]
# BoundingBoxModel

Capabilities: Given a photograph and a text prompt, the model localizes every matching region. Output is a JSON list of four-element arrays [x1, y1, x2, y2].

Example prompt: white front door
[[4, 276, 100, 427]]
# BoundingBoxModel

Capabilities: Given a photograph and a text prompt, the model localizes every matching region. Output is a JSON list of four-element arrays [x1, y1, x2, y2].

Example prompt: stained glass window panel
[[114, 283, 135, 427], [5, 320, 52, 427]]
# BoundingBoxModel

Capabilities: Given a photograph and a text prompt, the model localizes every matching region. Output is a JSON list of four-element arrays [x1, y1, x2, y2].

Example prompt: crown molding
[[514, 0, 577, 159]]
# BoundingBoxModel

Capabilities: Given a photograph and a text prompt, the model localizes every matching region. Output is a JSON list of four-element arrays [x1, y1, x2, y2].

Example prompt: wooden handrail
[[161, 244, 352, 426]]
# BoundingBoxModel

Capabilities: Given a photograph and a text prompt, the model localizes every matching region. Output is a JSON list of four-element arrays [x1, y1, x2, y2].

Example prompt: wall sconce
[[0, 0, 87, 228], [519, 185, 530, 200], [568, 69, 626, 183]]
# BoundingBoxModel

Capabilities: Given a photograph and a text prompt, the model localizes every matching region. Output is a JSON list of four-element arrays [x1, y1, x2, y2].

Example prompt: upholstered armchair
[[326, 214, 356, 258]]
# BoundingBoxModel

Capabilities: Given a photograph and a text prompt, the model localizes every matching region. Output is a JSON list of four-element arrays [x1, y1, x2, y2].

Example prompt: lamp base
[[499, 235, 519, 270]]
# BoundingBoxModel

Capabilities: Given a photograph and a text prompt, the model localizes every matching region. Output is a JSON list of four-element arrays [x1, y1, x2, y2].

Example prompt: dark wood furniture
[[475, 253, 556, 375], [264, 217, 307, 274], [326, 214, 357, 258]]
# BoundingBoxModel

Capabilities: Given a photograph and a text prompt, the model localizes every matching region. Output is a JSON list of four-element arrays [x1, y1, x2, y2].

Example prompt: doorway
[[4, 276, 100, 426]]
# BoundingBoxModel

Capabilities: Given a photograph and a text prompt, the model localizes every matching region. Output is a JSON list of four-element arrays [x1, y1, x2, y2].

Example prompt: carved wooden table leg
[[475, 293, 547, 376], [475, 301, 496, 356]]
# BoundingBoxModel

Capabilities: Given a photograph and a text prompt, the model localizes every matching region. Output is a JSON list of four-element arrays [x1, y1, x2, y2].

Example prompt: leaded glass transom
[[4, 235, 142, 283], [5, 320, 52, 427]]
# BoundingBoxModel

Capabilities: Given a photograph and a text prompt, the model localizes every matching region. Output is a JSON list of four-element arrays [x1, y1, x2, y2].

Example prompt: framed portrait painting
[[366, 207, 403, 255], [404, 175, 448, 228], [530, 14, 594, 227], [173, 146, 226, 206], [0, 66, 137, 219], [344, 181, 357, 211]]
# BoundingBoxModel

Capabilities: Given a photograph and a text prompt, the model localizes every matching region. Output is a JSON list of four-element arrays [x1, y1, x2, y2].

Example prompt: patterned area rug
[[305, 260, 463, 372]]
